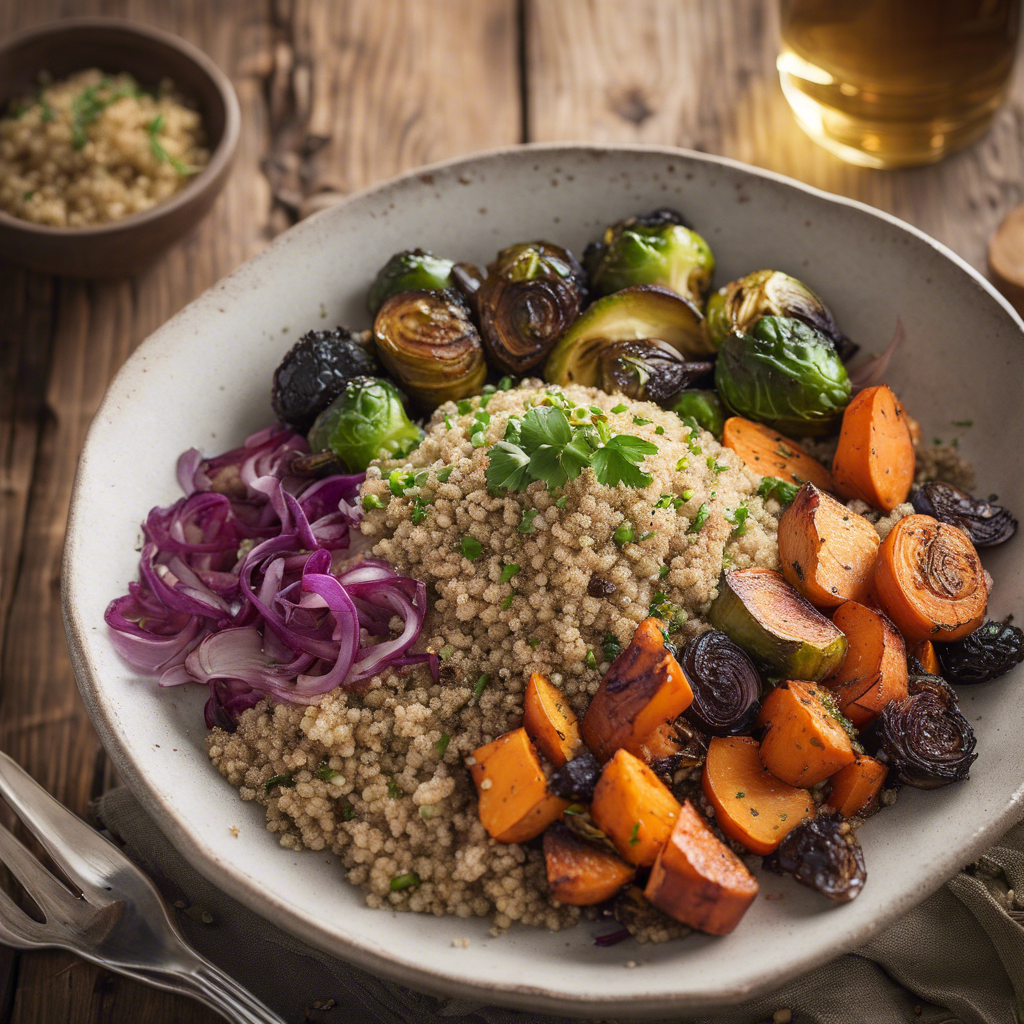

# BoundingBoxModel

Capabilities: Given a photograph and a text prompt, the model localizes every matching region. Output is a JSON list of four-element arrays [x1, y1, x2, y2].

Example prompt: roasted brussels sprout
[[549, 751, 602, 804], [584, 208, 715, 304], [715, 316, 852, 436], [545, 284, 711, 387], [704, 269, 846, 355], [912, 481, 1018, 548], [670, 390, 726, 439], [680, 630, 762, 735], [307, 377, 423, 472], [450, 261, 485, 315], [763, 812, 867, 902], [270, 327, 378, 433], [937, 620, 1024, 685], [597, 339, 712, 405], [476, 242, 587, 375], [373, 289, 487, 408], [367, 249, 456, 316]]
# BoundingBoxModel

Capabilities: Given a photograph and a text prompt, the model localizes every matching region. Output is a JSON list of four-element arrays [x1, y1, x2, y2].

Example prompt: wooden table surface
[[0, 1, 1021, 1020]]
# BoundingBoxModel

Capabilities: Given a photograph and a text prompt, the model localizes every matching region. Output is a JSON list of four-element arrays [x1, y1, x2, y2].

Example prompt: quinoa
[[0, 69, 208, 227]]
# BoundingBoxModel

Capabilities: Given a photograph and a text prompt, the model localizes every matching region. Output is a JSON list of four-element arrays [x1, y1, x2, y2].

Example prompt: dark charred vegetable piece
[[271, 327, 378, 433], [584, 208, 715, 304], [937, 621, 1024, 685], [367, 249, 456, 316], [637, 716, 708, 785], [763, 812, 866, 903], [597, 339, 712, 405], [307, 377, 423, 472], [477, 242, 587, 375], [373, 289, 487, 408], [450, 261, 485, 316], [680, 630, 762, 735], [877, 688, 977, 789], [670, 390, 726, 439], [715, 316, 852, 437], [906, 670, 959, 704], [549, 751, 602, 804], [912, 481, 1018, 548]]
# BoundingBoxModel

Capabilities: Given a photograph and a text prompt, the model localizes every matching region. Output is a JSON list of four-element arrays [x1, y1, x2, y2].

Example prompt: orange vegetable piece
[[580, 618, 693, 763], [702, 736, 814, 855], [778, 482, 880, 608], [722, 416, 834, 491], [523, 672, 581, 767], [644, 799, 759, 935], [542, 823, 636, 905], [873, 514, 987, 643], [756, 681, 857, 788], [590, 749, 681, 867], [894, 396, 921, 446], [469, 728, 569, 844], [832, 385, 915, 511], [911, 640, 942, 675], [826, 601, 909, 726], [825, 755, 888, 819]]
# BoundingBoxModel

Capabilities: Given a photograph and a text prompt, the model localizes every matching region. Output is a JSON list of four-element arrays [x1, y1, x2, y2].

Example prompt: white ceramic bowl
[[63, 145, 1024, 1018]]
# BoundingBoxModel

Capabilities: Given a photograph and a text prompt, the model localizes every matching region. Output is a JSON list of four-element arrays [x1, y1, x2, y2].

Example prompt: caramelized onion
[[680, 630, 762, 735]]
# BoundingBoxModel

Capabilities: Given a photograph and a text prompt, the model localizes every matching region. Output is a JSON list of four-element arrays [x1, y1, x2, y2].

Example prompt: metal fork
[[0, 749, 286, 1023]]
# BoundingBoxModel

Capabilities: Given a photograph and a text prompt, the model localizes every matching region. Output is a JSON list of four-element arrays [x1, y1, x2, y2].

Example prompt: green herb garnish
[[389, 872, 421, 892], [603, 634, 621, 661], [147, 113, 194, 175], [435, 733, 450, 757], [317, 766, 341, 782], [611, 403, 628, 414], [585, 650, 597, 670], [362, 493, 385, 510], [519, 508, 540, 534], [725, 505, 749, 537], [456, 399, 473, 415], [633, 416, 652, 426], [500, 594, 514, 610], [265, 773, 295, 794], [387, 775, 402, 799], [500, 563, 521, 583], [498, 376, 514, 391], [757, 476, 799, 504], [628, 822, 640, 846], [460, 536, 482, 561], [341, 801, 356, 821], [687, 503, 711, 534], [613, 522, 635, 545], [436, 466, 453, 483]]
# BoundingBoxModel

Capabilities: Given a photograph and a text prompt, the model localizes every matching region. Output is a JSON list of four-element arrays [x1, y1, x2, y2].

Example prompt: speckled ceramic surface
[[63, 145, 1024, 1018]]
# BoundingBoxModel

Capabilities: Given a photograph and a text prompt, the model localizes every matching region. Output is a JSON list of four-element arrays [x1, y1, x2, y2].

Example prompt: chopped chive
[[435, 733, 450, 757], [341, 801, 356, 821], [687, 503, 711, 534], [389, 872, 421, 892], [611, 403, 628, 414], [411, 496, 431, 523], [659, 565, 670, 579], [628, 822, 640, 845], [585, 650, 597, 670], [526, 638, 540, 648], [387, 775, 401, 799], [498, 376, 514, 391], [444, 414, 453, 430], [675, 457, 689, 471], [456, 399, 473, 415], [603, 634, 621, 661], [613, 522, 635, 545], [473, 674, 490, 699], [632, 416, 652, 426], [436, 466, 453, 482], [317, 766, 341, 782], [265, 773, 295, 794], [681, 488, 694, 500], [362, 493, 385, 510], [655, 425, 665, 435], [500, 594, 514, 610], [638, 531, 655, 542]]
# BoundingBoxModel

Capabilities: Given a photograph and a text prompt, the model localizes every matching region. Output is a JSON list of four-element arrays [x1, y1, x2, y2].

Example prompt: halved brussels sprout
[[544, 284, 711, 387], [373, 289, 487, 408], [307, 377, 423, 472], [669, 390, 726, 439], [584, 209, 714, 304], [597, 339, 712, 405], [704, 270, 844, 354], [477, 242, 587, 375], [714, 316, 851, 437], [367, 249, 456, 316]]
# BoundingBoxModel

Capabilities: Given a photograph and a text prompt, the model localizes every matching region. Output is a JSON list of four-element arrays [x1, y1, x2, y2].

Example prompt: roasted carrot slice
[[825, 755, 887, 819], [580, 618, 694, 763], [911, 640, 941, 675], [722, 416, 834, 491], [543, 822, 636, 905], [702, 736, 814, 855], [832, 385, 915, 511], [873, 514, 987, 643], [756, 681, 857, 788], [826, 600, 909, 726], [470, 728, 569, 844], [894, 396, 921, 447], [590, 749, 681, 867], [644, 799, 759, 935], [778, 483, 880, 608], [523, 672, 581, 767]]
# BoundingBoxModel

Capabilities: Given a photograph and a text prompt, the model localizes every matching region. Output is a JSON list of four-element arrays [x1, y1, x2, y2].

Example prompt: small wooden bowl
[[0, 18, 240, 277]]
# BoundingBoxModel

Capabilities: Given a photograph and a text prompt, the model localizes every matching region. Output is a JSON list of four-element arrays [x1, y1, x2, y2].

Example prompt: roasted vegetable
[[644, 800, 759, 935], [680, 630, 761, 735], [367, 249, 457, 316], [715, 316, 851, 436], [832, 385, 915, 512], [877, 686, 977, 789], [910, 640, 942, 677], [763, 812, 866, 903], [708, 569, 848, 681], [825, 755, 887, 819], [670, 390, 726, 439], [702, 736, 814, 855], [912, 481, 1018, 548], [721, 417, 834, 491], [549, 751, 602, 804], [826, 601, 909, 727], [544, 284, 711, 387], [307, 377, 423, 472], [469, 728, 569, 842], [591, 749, 682, 867], [704, 270, 845, 354], [937, 620, 1024, 685], [584, 208, 715, 304], [477, 242, 587, 375], [581, 617, 694, 763], [271, 327, 378, 433], [373, 289, 487, 408], [523, 672, 581, 767], [757, 681, 857, 788], [636, 717, 708, 782], [597, 339, 712, 405], [779, 483, 880, 608], [543, 823, 636, 905], [873, 514, 987, 643]]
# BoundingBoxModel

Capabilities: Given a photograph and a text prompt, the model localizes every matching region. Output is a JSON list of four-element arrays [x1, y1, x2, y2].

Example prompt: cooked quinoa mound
[[209, 381, 784, 935]]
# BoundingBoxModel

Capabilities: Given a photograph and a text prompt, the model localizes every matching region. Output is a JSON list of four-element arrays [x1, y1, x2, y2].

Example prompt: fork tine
[[0, 824, 81, 925], [0, 882, 53, 948]]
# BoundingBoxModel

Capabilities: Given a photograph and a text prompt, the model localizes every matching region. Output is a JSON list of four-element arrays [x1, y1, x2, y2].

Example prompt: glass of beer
[[777, 0, 1021, 168]]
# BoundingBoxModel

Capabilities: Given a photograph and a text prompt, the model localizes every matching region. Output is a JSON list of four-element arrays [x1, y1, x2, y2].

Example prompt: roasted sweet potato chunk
[[523, 672, 581, 767], [543, 823, 636, 905], [825, 755, 887, 819], [721, 416, 835, 491]]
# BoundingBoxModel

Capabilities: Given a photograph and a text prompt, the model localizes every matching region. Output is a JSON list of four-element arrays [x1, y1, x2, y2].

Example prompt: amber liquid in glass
[[778, 0, 1020, 167]]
